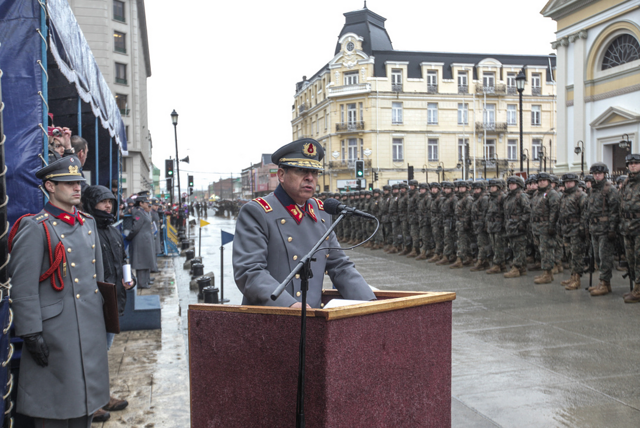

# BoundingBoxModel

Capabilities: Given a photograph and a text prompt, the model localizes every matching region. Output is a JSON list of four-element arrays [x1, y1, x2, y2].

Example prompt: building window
[[392, 69, 402, 92], [483, 104, 496, 129], [344, 72, 358, 86], [457, 103, 468, 125], [507, 139, 517, 160], [458, 139, 469, 161], [602, 34, 640, 70], [531, 73, 541, 95], [340, 104, 345, 124], [427, 103, 438, 125], [428, 138, 438, 161], [315, 114, 319, 134], [427, 71, 438, 93], [392, 138, 404, 162], [458, 71, 468, 93], [507, 104, 517, 125], [324, 109, 328, 130], [348, 138, 358, 164], [392, 102, 403, 125], [115, 62, 127, 84], [532, 139, 542, 160], [347, 103, 357, 130], [125, 125, 129, 142], [507, 72, 516, 94], [115, 93, 129, 116], [531, 105, 541, 126], [114, 31, 126, 54], [341, 139, 346, 161], [483, 72, 495, 93], [359, 102, 363, 121], [113, 0, 125, 22], [485, 139, 496, 159]]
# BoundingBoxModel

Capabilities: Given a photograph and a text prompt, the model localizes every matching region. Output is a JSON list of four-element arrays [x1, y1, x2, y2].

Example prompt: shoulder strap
[[8, 214, 36, 253]]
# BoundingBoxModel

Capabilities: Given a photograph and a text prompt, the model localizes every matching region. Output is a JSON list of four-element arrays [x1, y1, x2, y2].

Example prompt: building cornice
[[137, 0, 152, 77]]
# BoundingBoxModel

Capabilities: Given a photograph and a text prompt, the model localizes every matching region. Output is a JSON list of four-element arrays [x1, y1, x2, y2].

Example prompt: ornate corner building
[[292, 7, 557, 191], [542, 0, 640, 177]]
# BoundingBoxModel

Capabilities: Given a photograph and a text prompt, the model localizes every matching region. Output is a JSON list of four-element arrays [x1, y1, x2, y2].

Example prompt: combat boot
[[407, 248, 418, 258], [564, 274, 582, 290], [383, 244, 390, 252], [415, 249, 427, 260], [462, 258, 474, 266], [500, 263, 508, 272], [534, 270, 554, 284], [561, 275, 573, 286], [503, 266, 521, 278], [519, 267, 527, 276], [425, 249, 434, 259], [530, 261, 541, 271], [387, 246, 399, 254], [436, 256, 452, 266], [470, 259, 487, 272], [526, 256, 535, 264], [551, 264, 560, 274], [590, 280, 611, 296], [486, 264, 502, 274], [623, 283, 640, 303], [449, 257, 463, 269], [400, 246, 411, 256], [427, 253, 441, 263]]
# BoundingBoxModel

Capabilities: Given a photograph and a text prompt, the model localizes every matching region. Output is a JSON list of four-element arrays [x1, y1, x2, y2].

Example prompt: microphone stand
[[271, 210, 348, 428]]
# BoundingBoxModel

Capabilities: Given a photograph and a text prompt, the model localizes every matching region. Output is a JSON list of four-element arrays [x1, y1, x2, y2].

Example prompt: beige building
[[292, 7, 557, 191], [68, 0, 152, 194], [542, 0, 640, 177]]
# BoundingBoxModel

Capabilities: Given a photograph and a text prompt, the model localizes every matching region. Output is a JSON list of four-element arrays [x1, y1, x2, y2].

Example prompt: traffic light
[[165, 159, 174, 178], [408, 165, 414, 181], [374, 171, 379, 182], [189, 187, 194, 196], [188, 175, 194, 187], [166, 178, 172, 192], [355, 160, 364, 178], [356, 179, 362, 190]]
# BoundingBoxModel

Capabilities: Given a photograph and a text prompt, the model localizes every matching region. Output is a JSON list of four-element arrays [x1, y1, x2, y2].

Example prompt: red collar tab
[[285, 204, 304, 224], [313, 198, 325, 211], [305, 203, 317, 223], [45, 203, 82, 225]]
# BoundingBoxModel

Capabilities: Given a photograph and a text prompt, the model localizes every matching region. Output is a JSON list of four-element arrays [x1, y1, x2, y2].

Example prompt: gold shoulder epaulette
[[313, 197, 324, 211], [79, 211, 93, 218], [253, 197, 273, 213]]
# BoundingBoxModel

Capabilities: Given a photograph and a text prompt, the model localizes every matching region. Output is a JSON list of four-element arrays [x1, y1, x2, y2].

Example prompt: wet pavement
[[100, 211, 640, 427]]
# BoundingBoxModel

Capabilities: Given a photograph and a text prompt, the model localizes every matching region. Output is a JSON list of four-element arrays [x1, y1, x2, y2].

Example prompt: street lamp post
[[436, 162, 444, 182], [493, 154, 500, 178], [523, 149, 530, 176], [516, 70, 526, 173], [481, 159, 487, 179], [574, 140, 584, 178], [422, 164, 428, 183], [170, 109, 184, 233]]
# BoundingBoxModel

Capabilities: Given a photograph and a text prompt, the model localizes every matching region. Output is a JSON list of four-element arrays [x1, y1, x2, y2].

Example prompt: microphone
[[323, 198, 376, 220]]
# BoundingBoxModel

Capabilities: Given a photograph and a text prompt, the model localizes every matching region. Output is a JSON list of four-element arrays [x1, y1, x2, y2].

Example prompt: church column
[[553, 37, 569, 170], [571, 30, 588, 165]]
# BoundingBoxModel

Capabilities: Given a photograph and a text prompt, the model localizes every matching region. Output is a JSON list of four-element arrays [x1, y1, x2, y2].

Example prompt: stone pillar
[[571, 30, 588, 168], [553, 38, 568, 170]]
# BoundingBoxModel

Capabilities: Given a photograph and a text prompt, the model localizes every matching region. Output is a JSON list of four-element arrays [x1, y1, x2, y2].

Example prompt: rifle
[[620, 260, 634, 292], [583, 237, 595, 291]]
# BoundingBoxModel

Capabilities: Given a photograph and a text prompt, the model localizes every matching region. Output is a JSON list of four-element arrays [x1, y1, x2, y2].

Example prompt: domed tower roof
[[334, 6, 393, 56]]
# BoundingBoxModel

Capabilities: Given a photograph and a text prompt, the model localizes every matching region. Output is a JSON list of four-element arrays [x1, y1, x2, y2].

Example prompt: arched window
[[601, 34, 640, 70]]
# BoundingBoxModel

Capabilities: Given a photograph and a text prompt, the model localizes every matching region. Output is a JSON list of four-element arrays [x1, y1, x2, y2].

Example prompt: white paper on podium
[[323, 299, 369, 309]]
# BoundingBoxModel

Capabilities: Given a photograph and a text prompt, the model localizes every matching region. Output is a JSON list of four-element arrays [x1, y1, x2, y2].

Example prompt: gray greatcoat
[[151, 209, 162, 255], [128, 207, 156, 270], [8, 204, 109, 419], [233, 185, 376, 308]]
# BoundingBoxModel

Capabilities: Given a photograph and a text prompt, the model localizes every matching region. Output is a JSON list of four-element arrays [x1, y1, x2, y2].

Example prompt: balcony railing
[[458, 85, 468, 94], [328, 159, 372, 169], [327, 83, 371, 98], [336, 121, 365, 132], [119, 108, 130, 116], [116, 77, 127, 84], [392, 83, 403, 92], [427, 85, 438, 94], [475, 121, 508, 132], [532, 87, 541, 96], [507, 86, 517, 95], [475, 83, 506, 95], [298, 104, 307, 114], [115, 46, 126, 54]]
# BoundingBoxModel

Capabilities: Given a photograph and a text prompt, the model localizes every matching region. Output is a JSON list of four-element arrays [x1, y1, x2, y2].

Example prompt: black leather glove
[[23, 333, 49, 367], [548, 226, 556, 237], [607, 231, 617, 241]]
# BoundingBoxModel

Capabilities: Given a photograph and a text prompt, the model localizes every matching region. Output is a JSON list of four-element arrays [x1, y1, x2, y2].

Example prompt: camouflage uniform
[[619, 154, 640, 302], [558, 174, 588, 290], [451, 181, 474, 267], [417, 183, 433, 259], [437, 182, 457, 264], [406, 180, 420, 257], [380, 186, 392, 248], [387, 185, 402, 253], [531, 173, 560, 283], [398, 183, 411, 254], [428, 183, 444, 262], [371, 189, 384, 248], [503, 176, 531, 276], [486, 180, 507, 273], [585, 163, 620, 295], [470, 181, 491, 271]]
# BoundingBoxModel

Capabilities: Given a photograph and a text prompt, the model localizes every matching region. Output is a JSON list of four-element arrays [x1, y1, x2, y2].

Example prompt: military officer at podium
[[233, 138, 376, 308], [8, 156, 109, 427]]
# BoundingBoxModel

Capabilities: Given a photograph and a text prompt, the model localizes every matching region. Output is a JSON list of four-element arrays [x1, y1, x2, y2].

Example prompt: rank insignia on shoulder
[[313, 198, 324, 211], [253, 197, 273, 213], [79, 211, 92, 218]]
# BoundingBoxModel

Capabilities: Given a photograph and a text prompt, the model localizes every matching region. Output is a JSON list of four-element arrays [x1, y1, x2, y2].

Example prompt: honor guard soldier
[[8, 156, 109, 426], [437, 182, 457, 265], [428, 183, 444, 263], [531, 172, 560, 284], [415, 183, 431, 260], [558, 173, 588, 290], [451, 181, 474, 268], [620, 154, 640, 302], [386, 184, 401, 253], [470, 181, 491, 271], [397, 183, 411, 255], [232, 138, 375, 308], [502, 176, 531, 278], [486, 179, 507, 274]]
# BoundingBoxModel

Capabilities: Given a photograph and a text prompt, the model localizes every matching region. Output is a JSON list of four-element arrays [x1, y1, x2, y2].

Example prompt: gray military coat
[[128, 207, 156, 270], [8, 203, 109, 419], [233, 185, 376, 308], [151, 209, 162, 255]]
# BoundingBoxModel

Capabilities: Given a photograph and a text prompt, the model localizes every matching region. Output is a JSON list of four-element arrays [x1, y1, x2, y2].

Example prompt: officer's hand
[[548, 226, 556, 237], [607, 231, 617, 241], [290, 302, 312, 309], [23, 333, 49, 367]]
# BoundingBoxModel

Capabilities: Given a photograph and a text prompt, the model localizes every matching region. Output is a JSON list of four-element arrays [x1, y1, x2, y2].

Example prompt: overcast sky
[[145, 0, 557, 189]]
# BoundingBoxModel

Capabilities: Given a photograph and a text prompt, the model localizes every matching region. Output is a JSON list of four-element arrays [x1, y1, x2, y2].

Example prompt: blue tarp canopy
[[0, 0, 127, 224]]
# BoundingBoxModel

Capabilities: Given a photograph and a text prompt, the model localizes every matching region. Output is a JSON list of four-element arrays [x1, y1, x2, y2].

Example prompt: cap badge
[[70, 158, 74, 162], [302, 142, 316, 157], [69, 165, 79, 174]]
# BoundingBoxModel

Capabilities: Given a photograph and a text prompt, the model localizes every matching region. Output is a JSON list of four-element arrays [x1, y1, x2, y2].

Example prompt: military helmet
[[399, 182, 409, 189], [364, 190, 372, 196], [391, 184, 399, 190], [584, 174, 595, 183], [562, 173, 579, 183], [457, 180, 469, 188], [625, 153, 640, 165], [529, 174, 538, 182], [537, 172, 551, 181], [419, 182, 429, 189], [441, 181, 454, 189], [507, 175, 524, 188], [578, 180, 586, 190], [430, 182, 441, 189], [373, 188, 381, 194], [616, 175, 628, 184], [408, 179, 419, 186], [488, 179, 501, 187], [550, 174, 560, 184], [589, 162, 609, 174], [334, 193, 341, 198], [472, 180, 486, 189], [341, 193, 348, 199], [382, 185, 391, 191]]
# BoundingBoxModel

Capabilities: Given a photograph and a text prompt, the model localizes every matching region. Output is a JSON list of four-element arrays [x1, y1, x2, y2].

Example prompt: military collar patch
[[253, 197, 273, 213], [306, 203, 317, 223], [313, 197, 324, 211], [44, 202, 83, 226], [274, 184, 316, 225]]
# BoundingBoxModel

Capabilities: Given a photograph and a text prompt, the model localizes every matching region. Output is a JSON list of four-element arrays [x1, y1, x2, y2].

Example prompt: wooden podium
[[189, 290, 456, 428]]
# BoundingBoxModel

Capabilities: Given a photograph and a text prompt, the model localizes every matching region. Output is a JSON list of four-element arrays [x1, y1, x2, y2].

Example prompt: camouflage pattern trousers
[[410, 223, 420, 250], [564, 234, 587, 275], [532, 231, 541, 261], [420, 223, 434, 251], [402, 221, 412, 247], [538, 232, 556, 271], [383, 222, 393, 245], [592, 234, 615, 282], [489, 232, 506, 265], [443, 220, 456, 260], [456, 224, 472, 260], [392, 221, 403, 246], [624, 234, 640, 285], [476, 231, 491, 261], [507, 234, 527, 269], [431, 221, 444, 255]]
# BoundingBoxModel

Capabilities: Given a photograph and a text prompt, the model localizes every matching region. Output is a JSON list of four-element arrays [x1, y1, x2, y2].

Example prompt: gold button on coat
[[281, 219, 286, 224], [76, 294, 80, 299], [296, 291, 301, 297], [293, 255, 298, 261], [88, 230, 92, 235], [67, 248, 72, 253], [60, 234, 65, 239], [52, 221, 57, 226], [295, 274, 300, 279], [92, 245, 95, 249], [95, 289, 98, 294], [93, 274, 97, 278], [75, 278, 79, 283], [92, 259, 95, 264], [321, 219, 325, 223], [71, 263, 76, 267], [320, 303, 325, 308], [288, 237, 293, 242]]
